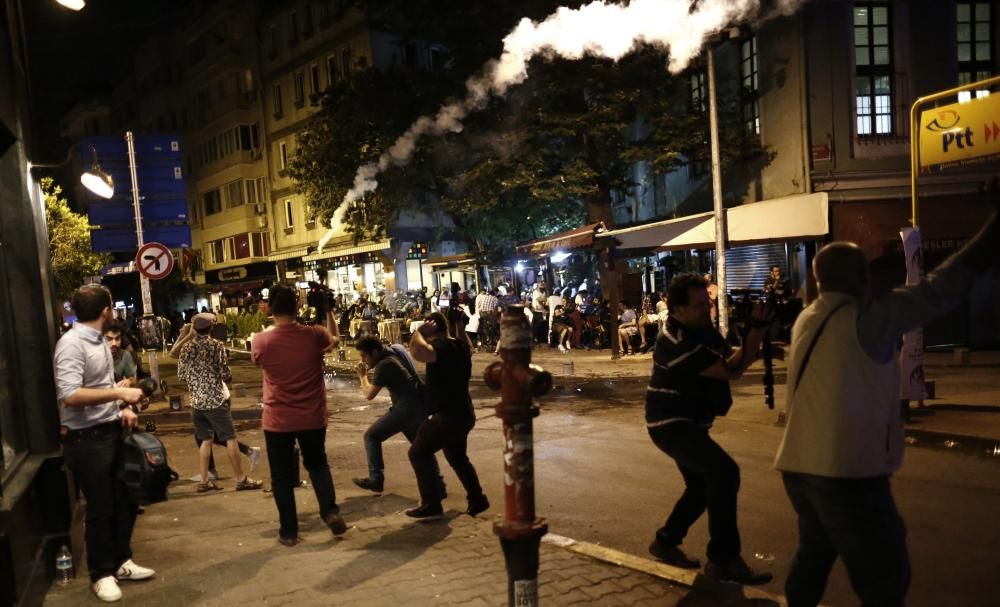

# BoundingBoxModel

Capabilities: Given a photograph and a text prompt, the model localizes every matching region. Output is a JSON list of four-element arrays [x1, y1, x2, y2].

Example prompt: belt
[[61, 420, 120, 443]]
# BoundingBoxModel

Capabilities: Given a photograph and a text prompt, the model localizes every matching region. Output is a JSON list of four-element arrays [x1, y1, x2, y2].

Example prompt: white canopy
[[597, 192, 829, 251]]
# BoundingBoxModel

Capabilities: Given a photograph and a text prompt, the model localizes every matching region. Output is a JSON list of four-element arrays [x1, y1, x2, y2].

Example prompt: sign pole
[[126, 131, 159, 382]]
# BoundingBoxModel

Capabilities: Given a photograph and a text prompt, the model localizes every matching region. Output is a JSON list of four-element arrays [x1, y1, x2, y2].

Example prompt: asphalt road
[[286, 372, 1000, 607]]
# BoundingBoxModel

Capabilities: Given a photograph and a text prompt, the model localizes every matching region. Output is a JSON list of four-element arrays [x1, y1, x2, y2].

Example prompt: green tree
[[43, 178, 111, 300]]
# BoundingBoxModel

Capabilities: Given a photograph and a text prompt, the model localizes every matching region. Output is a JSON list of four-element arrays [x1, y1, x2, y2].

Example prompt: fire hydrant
[[484, 305, 552, 607]]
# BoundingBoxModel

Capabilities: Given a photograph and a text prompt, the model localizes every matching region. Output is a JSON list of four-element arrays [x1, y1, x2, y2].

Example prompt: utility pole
[[484, 306, 552, 607], [126, 131, 159, 382], [707, 47, 729, 338]]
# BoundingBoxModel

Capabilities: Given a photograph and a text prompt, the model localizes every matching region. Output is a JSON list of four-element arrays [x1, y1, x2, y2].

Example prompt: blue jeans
[[364, 406, 429, 478], [62, 423, 138, 582], [264, 427, 338, 540], [782, 472, 910, 607]]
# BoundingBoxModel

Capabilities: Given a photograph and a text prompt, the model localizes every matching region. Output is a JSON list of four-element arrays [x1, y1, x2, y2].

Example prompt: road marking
[[542, 533, 796, 606]]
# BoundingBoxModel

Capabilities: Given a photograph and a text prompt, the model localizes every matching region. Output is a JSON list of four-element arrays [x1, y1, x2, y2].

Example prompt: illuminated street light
[[56, 0, 86, 11], [30, 143, 116, 199]]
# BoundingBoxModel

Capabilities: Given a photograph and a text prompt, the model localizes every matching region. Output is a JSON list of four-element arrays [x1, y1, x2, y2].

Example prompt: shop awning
[[515, 222, 606, 256], [302, 238, 393, 262], [423, 254, 477, 269], [268, 247, 311, 262], [597, 193, 829, 251]]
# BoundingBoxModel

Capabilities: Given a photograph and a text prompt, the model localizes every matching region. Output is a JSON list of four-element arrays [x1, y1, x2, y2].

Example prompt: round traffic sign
[[135, 242, 175, 280]]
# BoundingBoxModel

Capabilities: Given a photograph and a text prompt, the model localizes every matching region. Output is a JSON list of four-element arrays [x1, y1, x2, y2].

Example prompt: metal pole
[[707, 48, 728, 338], [484, 306, 552, 607], [126, 131, 159, 382]]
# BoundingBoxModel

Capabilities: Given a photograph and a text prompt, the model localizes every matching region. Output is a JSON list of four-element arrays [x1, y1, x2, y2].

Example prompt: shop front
[[301, 238, 394, 302], [203, 261, 276, 314], [514, 222, 606, 297]]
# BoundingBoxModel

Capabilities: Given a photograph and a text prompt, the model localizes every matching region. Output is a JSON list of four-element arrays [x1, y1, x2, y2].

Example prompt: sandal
[[235, 477, 263, 491], [197, 480, 221, 493]]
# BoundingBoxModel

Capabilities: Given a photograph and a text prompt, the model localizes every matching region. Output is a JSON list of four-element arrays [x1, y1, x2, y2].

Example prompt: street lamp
[[56, 0, 86, 11], [30, 143, 115, 199]]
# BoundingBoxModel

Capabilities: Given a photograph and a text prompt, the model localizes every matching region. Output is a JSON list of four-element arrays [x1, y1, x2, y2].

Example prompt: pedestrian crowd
[[54, 204, 998, 605]]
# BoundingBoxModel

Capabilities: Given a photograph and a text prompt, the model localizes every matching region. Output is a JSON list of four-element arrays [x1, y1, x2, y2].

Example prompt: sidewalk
[[43, 430, 782, 607], [146, 345, 1000, 443]]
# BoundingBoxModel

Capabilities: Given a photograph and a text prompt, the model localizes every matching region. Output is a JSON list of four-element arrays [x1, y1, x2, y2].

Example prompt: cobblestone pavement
[[44, 486, 692, 606]]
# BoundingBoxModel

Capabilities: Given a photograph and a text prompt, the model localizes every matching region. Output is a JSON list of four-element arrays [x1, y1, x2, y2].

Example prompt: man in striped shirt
[[645, 274, 773, 586]]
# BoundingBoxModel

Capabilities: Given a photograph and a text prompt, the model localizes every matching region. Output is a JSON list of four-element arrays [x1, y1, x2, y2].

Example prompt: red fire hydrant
[[484, 305, 552, 607]]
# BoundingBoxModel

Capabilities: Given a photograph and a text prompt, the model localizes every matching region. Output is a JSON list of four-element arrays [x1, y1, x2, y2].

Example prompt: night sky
[[22, 0, 190, 160]]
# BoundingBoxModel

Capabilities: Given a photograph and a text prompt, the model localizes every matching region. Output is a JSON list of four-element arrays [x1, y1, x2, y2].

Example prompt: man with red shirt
[[251, 285, 347, 546]]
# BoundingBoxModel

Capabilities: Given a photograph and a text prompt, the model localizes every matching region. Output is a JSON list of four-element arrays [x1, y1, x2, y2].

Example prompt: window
[[232, 234, 251, 260], [217, 77, 225, 102], [242, 67, 255, 93], [208, 240, 225, 264], [310, 63, 321, 96], [279, 141, 288, 170], [273, 83, 283, 116], [854, 3, 894, 135], [289, 11, 300, 46], [957, 3, 994, 101], [690, 71, 707, 112], [251, 232, 270, 257], [741, 36, 760, 136], [327, 54, 340, 82], [318, 1, 330, 26], [341, 47, 353, 77], [303, 3, 314, 36], [294, 72, 305, 106], [284, 199, 295, 229], [203, 189, 222, 215], [224, 180, 244, 208], [268, 24, 278, 58]]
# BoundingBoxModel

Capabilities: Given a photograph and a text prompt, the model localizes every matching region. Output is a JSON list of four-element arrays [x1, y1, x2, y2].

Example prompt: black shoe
[[648, 541, 700, 569], [323, 511, 348, 536], [704, 557, 773, 586], [352, 477, 384, 493], [467, 494, 490, 517], [405, 502, 444, 519]]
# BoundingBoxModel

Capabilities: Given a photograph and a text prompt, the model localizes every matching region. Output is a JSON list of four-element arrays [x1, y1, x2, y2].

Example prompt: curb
[[542, 533, 790, 606], [904, 428, 1000, 456]]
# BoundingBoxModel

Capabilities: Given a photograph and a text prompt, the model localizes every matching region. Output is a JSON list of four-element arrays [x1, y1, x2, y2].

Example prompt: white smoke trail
[[319, 0, 800, 250]]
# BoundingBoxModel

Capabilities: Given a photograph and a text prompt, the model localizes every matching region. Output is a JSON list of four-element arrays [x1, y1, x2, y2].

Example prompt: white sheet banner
[[899, 227, 927, 401]]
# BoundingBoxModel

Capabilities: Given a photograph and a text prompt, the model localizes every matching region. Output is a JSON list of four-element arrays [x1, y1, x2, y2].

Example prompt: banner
[[899, 227, 927, 401], [918, 92, 1000, 171]]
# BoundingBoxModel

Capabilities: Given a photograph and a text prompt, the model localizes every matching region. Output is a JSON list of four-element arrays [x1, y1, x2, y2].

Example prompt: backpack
[[119, 430, 172, 504]]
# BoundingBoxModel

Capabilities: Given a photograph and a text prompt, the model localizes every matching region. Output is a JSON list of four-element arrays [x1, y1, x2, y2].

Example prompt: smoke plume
[[319, 0, 801, 250]]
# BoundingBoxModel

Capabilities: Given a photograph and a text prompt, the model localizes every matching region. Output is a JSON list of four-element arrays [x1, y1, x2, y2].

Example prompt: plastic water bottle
[[56, 545, 73, 585]]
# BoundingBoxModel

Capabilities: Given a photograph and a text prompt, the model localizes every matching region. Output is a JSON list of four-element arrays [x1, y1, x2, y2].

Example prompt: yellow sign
[[919, 92, 1000, 171]]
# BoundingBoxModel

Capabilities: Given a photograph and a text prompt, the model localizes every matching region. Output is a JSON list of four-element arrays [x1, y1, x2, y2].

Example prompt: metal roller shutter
[[724, 244, 787, 290]]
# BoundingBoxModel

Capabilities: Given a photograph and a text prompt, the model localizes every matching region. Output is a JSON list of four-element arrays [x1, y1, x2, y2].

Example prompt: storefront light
[[515, 261, 526, 272], [550, 251, 571, 263]]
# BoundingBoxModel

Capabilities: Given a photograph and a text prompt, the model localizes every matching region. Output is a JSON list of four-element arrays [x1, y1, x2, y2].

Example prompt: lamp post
[[29, 142, 115, 199], [706, 46, 728, 338]]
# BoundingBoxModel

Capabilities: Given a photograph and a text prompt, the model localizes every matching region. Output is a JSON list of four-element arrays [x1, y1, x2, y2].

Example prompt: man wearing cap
[[178, 312, 262, 493]]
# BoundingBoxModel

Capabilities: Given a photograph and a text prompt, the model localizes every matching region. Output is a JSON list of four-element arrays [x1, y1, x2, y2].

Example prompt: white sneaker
[[558, 344, 567, 353], [188, 471, 218, 482], [92, 576, 122, 602], [115, 559, 155, 581], [248, 446, 262, 472]]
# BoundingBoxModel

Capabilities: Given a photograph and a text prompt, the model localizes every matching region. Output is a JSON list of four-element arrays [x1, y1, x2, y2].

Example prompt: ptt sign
[[919, 93, 1000, 171]]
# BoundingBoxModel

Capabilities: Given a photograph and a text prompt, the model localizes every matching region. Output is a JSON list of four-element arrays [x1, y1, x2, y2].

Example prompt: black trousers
[[409, 413, 482, 505], [648, 421, 741, 565], [63, 423, 138, 582], [264, 427, 338, 540], [783, 472, 910, 607]]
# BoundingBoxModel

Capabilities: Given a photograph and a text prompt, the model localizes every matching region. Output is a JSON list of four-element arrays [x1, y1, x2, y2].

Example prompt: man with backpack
[[352, 335, 442, 493], [54, 285, 153, 602]]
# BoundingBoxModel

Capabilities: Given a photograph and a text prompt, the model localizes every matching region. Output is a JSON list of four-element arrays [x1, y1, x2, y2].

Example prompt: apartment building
[[606, 0, 999, 346], [258, 0, 458, 296]]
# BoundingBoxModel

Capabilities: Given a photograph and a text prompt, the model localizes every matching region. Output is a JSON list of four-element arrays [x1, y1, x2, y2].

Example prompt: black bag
[[119, 430, 172, 505]]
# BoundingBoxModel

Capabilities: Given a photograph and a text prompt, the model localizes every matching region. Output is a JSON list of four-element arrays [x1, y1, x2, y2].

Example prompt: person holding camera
[[406, 310, 489, 519], [55, 286, 154, 602], [352, 335, 443, 493], [645, 274, 772, 586]]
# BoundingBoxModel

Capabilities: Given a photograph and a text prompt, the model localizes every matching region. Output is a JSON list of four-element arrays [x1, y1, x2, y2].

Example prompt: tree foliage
[[289, 1, 769, 259], [43, 178, 111, 301]]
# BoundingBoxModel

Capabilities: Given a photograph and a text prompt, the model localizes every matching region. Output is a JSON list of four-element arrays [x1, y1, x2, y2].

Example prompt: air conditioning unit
[[254, 203, 266, 215]]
